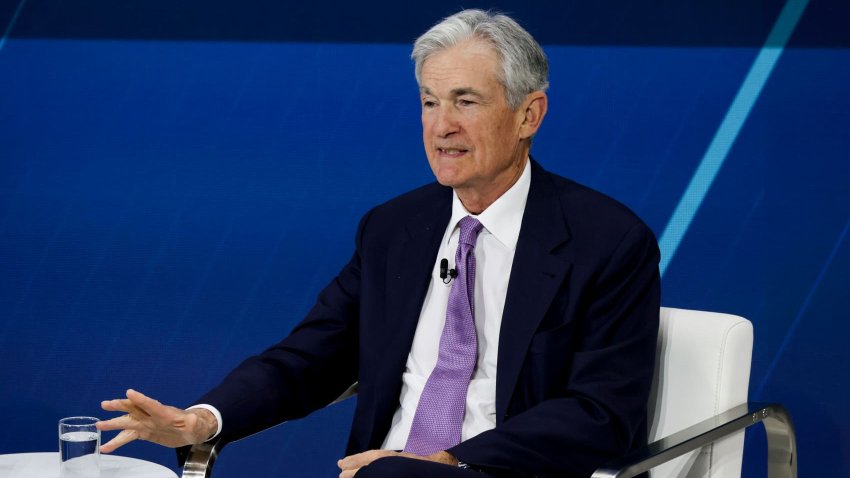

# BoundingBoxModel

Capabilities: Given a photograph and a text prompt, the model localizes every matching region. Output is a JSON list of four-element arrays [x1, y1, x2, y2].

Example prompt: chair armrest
[[179, 383, 359, 478], [179, 438, 224, 478], [591, 402, 796, 478]]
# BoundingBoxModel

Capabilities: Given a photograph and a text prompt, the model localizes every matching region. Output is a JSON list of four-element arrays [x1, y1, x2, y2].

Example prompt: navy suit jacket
[[199, 160, 660, 478]]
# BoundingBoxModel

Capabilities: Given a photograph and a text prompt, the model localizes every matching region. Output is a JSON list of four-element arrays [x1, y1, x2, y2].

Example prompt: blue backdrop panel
[[1, 1, 849, 476]]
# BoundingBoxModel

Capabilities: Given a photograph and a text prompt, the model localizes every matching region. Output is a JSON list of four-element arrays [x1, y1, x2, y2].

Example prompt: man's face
[[419, 40, 530, 209]]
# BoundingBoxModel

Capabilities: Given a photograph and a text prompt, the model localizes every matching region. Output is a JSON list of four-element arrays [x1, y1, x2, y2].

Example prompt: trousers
[[356, 457, 490, 478]]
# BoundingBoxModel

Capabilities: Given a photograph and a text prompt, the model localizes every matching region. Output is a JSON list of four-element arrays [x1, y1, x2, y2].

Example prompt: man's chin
[[431, 168, 468, 189], [435, 177, 467, 189]]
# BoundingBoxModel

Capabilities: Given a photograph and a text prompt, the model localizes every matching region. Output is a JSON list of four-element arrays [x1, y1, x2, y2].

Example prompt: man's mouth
[[437, 147, 469, 157]]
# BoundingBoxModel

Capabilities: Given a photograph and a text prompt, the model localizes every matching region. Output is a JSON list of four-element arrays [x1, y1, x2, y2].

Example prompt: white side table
[[0, 452, 178, 478]]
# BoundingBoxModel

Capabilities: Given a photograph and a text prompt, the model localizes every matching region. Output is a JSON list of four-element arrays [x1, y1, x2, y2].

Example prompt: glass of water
[[58, 416, 100, 478]]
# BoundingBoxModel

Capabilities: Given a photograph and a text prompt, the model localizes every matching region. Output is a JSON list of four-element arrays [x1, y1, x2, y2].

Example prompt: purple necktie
[[405, 216, 484, 456]]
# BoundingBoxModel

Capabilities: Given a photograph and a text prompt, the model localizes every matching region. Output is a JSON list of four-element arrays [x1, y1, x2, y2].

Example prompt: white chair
[[592, 307, 796, 478], [651, 307, 753, 477], [181, 308, 797, 477]]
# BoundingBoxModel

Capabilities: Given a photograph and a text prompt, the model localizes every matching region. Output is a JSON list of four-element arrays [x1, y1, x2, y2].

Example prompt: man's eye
[[458, 99, 476, 107], [422, 100, 436, 108]]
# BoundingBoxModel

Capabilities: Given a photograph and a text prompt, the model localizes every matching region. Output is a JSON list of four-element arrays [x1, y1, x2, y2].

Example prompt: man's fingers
[[339, 469, 358, 478], [100, 398, 135, 413], [339, 450, 397, 471], [125, 389, 161, 416], [100, 429, 138, 454], [337, 449, 440, 478], [338, 450, 408, 478], [338, 451, 368, 470], [95, 415, 138, 432], [97, 388, 205, 450]]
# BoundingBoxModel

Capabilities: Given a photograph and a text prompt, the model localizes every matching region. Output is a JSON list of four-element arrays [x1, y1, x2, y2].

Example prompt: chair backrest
[[648, 307, 753, 478]]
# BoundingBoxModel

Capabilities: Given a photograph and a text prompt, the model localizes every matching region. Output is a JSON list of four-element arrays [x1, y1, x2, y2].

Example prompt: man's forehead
[[418, 49, 502, 98]]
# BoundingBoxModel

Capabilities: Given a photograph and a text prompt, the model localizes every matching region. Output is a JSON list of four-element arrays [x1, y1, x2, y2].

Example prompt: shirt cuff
[[186, 404, 223, 440]]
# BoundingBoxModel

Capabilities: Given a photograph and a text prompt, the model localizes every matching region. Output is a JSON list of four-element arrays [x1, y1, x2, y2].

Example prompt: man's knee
[[355, 456, 416, 478], [357, 455, 483, 478]]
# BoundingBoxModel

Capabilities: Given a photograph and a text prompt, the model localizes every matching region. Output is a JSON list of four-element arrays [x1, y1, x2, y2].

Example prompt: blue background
[[1, 0, 848, 476]]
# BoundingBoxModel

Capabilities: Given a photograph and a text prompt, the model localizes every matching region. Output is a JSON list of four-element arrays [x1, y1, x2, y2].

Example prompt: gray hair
[[412, 9, 549, 110]]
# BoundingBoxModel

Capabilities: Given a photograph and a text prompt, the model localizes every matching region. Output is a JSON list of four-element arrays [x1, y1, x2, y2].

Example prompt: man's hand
[[96, 389, 218, 453], [337, 449, 458, 478]]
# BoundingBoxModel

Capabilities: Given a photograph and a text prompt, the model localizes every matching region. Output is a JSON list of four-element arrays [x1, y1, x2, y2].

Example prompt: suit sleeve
[[448, 221, 661, 478], [193, 210, 375, 443]]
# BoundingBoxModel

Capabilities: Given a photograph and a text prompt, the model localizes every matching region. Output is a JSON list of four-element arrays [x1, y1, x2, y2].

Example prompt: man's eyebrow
[[418, 86, 485, 98], [451, 87, 484, 98]]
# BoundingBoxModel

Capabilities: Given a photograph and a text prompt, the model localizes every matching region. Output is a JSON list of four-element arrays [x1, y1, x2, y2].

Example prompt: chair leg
[[763, 406, 797, 478]]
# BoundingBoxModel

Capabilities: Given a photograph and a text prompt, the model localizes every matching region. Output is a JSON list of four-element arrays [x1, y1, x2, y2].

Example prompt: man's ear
[[518, 91, 548, 139]]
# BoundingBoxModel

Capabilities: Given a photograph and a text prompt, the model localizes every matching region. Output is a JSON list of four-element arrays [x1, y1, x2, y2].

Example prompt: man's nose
[[433, 106, 459, 138]]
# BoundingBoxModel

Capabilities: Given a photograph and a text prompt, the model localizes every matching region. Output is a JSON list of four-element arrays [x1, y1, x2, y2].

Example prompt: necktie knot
[[458, 216, 483, 248]]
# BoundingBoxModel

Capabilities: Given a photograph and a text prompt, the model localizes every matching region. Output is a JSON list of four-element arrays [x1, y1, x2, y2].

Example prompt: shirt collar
[[447, 158, 531, 251]]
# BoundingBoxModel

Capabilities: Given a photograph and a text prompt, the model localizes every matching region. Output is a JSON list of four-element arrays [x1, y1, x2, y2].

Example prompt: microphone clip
[[439, 258, 458, 284]]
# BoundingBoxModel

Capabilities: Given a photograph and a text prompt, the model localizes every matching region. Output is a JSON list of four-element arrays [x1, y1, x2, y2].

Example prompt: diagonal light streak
[[0, 0, 28, 53], [754, 217, 850, 397], [658, 0, 810, 276]]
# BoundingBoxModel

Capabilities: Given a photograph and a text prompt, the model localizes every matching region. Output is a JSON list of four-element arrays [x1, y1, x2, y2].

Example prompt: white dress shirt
[[381, 159, 530, 450]]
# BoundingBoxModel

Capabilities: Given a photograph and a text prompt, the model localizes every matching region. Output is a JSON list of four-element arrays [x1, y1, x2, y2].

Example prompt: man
[[98, 10, 660, 478]]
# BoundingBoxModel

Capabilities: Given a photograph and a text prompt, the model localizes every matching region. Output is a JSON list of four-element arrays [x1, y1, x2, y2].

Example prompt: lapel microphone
[[439, 258, 458, 284]]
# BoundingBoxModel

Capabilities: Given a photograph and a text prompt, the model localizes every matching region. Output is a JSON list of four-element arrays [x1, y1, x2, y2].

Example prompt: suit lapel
[[373, 190, 451, 437], [384, 203, 451, 360], [495, 161, 572, 422]]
